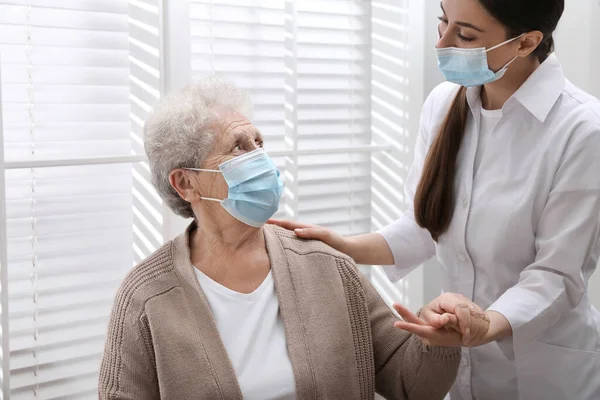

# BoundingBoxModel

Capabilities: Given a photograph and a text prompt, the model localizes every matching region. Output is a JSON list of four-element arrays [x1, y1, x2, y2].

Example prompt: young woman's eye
[[458, 33, 475, 42], [437, 16, 448, 24]]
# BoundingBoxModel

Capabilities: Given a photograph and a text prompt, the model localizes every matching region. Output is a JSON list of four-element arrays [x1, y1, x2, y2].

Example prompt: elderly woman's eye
[[233, 144, 241, 151], [256, 140, 264, 147]]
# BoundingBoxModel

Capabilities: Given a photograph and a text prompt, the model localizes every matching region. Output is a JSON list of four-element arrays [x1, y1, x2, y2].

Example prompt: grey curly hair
[[144, 76, 252, 218]]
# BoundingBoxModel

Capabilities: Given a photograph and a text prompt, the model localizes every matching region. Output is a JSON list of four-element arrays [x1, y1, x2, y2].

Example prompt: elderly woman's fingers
[[417, 293, 492, 347], [465, 310, 491, 347], [394, 321, 433, 336], [442, 312, 459, 329], [436, 298, 490, 347], [393, 303, 425, 325], [465, 310, 483, 347], [417, 306, 453, 328], [454, 303, 473, 340], [393, 321, 462, 347], [434, 293, 476, 313]]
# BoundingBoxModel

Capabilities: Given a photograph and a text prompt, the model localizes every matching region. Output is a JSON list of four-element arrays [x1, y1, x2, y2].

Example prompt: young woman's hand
[[268, 219, 353, 257]]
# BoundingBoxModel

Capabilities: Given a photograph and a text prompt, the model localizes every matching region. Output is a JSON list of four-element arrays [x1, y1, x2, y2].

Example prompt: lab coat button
[[462, 199, 469, 208], [459, 252, 467, 262]]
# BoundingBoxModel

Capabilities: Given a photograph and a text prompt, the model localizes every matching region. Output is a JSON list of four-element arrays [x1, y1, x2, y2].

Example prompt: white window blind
[[128, 0, 164, 262], [284, 0, 372, 236], [0, 0, 162, 398], [369, 0, 426, 309]]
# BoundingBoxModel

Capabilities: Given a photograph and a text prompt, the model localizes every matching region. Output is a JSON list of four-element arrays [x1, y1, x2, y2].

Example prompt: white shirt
[[194, 268, 296, 400], [379, 54, 600, 400]]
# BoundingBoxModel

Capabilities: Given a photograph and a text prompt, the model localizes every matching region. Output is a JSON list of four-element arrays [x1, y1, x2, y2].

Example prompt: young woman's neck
[[481, 56, 541, 110]]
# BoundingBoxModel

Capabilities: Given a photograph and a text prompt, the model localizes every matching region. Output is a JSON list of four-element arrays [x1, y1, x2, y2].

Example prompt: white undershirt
[[194, 268, 296, 400], [474, 106, 503, 177]]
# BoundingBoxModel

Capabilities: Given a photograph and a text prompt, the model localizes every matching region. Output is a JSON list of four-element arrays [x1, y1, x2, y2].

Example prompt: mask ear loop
[[485, 33, 525, 74], [499, 55, 519, 71], [199, 197, 222, 203], [182, 168, 224, 202], [486, 33, 526, 53], [185, 167, 220, 173]]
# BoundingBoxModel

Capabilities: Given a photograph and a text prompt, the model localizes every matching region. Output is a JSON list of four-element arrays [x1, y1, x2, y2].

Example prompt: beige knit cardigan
[[99, 223, 459, 399]]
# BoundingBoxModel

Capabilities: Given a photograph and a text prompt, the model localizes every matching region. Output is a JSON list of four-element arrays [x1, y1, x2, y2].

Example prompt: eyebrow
[[440, 2, 485, 33], [229, 129, 263, 143]]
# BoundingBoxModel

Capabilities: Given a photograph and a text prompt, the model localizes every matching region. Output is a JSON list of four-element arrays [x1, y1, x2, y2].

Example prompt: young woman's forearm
[[346, 233, 395, 266]]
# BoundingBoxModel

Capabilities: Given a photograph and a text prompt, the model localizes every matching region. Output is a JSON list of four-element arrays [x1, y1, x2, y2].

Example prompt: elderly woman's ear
[[169, 169, 202, 203]]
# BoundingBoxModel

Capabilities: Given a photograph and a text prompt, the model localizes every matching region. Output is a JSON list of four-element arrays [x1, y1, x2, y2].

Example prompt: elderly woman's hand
[[421, 293, 490, 347], [393, 293, 505, 348], [393, 303, 465, 347]]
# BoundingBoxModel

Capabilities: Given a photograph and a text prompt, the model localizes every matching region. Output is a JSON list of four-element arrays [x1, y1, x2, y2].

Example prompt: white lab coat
[[378, 54, 600, 400]]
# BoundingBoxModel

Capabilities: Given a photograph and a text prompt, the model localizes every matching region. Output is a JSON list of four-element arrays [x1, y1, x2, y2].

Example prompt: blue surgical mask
[[186, 148, 284, 227], [436, 34, 524, 87]]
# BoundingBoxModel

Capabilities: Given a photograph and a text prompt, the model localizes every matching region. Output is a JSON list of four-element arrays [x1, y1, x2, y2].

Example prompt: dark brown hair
[[414, 0, 564, 241]]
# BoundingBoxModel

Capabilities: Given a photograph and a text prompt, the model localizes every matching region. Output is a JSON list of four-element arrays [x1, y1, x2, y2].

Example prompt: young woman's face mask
[[436, 34, 524, 87]]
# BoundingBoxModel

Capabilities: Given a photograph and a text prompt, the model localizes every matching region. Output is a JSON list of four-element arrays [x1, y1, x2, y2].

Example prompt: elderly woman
[[99, 77, 461, 400]]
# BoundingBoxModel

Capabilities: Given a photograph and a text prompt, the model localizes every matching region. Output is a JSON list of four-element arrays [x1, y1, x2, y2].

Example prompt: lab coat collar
[[466, 53, 566, 123]]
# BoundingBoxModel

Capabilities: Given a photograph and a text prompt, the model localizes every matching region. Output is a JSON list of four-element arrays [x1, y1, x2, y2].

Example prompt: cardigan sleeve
[[99, 289, 160, 400], [354, 263, 460, 399]]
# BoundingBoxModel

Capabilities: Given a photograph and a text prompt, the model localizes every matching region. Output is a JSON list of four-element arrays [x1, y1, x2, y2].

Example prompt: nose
[[436, 26, 454, 49]]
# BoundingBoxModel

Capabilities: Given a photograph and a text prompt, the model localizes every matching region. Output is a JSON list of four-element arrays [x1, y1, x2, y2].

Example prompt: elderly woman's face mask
[[186, 148, 284, 227]]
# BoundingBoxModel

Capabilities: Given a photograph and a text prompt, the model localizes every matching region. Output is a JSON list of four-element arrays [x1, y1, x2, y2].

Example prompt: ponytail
[[414, 87, 469, 241], [533, 34, 554, 63]]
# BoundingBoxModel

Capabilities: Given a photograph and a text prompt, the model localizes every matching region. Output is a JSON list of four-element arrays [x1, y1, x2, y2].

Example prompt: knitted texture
[[335, 258, 376, 400], [99, 243, 173, 399]]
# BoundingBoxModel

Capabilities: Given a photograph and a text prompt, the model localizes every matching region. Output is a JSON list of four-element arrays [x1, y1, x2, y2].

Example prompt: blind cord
[[25, 4, 40, 396], [347, 0, 356, 236]]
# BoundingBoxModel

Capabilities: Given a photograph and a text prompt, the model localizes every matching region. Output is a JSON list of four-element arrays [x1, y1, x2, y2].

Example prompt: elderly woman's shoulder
[[266, 225, 372, 302], [110, 240, 179, 315], [266, 224, 355, 266]]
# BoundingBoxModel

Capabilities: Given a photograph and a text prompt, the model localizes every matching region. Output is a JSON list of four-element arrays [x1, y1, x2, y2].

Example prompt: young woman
[[272, 0, 600, 399]]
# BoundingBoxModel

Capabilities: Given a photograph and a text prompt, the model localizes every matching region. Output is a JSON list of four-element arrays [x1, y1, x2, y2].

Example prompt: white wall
[[555, 0, 600, 310], [590, 0, 600, 312], [554, 0, 596, 91]]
